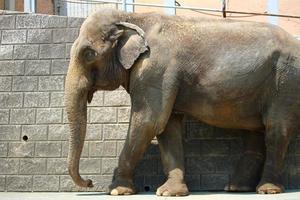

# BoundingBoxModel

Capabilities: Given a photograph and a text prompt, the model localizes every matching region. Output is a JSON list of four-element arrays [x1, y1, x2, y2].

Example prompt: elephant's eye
[[83, 49, 98, 62]]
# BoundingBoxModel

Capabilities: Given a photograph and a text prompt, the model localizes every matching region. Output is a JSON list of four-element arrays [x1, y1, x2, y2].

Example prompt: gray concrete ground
[[1, 191, 300, 200]]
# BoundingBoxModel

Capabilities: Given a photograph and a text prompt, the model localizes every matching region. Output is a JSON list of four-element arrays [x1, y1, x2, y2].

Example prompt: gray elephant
[[65, 8, 300, 196]]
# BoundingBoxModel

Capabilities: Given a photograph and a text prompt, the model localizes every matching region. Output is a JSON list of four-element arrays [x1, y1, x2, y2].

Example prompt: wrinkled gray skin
[[65, 9, 300, 196]]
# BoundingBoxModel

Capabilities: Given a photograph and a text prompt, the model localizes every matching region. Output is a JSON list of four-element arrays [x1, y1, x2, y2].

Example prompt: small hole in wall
[[22, 135, 28, 141], [144, 186, 150, 192]]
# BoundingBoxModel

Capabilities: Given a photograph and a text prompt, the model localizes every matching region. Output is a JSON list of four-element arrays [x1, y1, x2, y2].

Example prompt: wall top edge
[[0, 10, 85, 20]]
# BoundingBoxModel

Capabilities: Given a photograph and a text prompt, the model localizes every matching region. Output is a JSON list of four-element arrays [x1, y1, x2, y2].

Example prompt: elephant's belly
[[174, 94, 265, 131]]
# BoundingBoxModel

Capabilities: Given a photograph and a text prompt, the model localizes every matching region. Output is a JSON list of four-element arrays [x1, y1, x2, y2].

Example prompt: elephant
[[65, 8, 300, 196]]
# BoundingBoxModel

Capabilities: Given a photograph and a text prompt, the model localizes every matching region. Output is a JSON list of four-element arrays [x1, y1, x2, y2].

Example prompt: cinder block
[[200, 140, 230, 156], [0, 61, 24, 75], [0, 109, 9, 124], [62, 109, 68, 124], [35, 141, 61, 157], [296, 155, 300, 171], [215, 156, 232, 173], [27, 29, 52, 43], [0, 77, 12, 91], [10, 108, 35, 124], [13, 45, 39, 59], [8, 142, 35, 157], [0, 158, 19, 174], [51, 59, 69, 75], [230, 139, 243, 155], [40, 44, 66, 59], [90, 107, 117, 123], [2, 30, 26, 44], [0, 142, 7, 157], [36, 108, 62, 124], [0, 30, 2, 43], [88, 91, 103, 107], [41, 15, 67, 28], [68, 17, 84, 28], [79, 158, 101, 174], [86, 124, 102, 140], [53, 28, 79, 43], [33, 175, 59, 191], [50, 92, 64, 107], [38, 76, 64, 91], [1, 30, 26, 44], [12, 76, 38, 91], [0, 45, 13, 59], [101, 158, 118, 175], [295, 140, 300, 155], [118, 107, 130, 122], [0, 125, 21, 141], [136, 158, 159, 176], [0, 15, 16, 29], [186, 157, 215, 174], [0, 175, 5, 191], [200, 174, 228, 190], [16, 15, 41, 28], [103, 124, 128, 140], [104, 90, 130, 106], [289, 172, 300, 189], [61, 141, 89, 158], [186, 175, 201, 191], [47, 158, 68, 174], [65, 43, 73, 58], [25, 60, 51, 75], [48, 124, 69, 140], [0, 93, 23, 108], [24, 92, 50, 107], [89, 141, 116, 157], [6, 175, 32, 191], [22, 125, 48, 141], [19, 158, 47, 174]]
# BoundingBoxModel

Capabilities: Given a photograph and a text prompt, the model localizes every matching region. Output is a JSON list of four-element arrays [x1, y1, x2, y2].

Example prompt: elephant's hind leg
[[257, 68, 300, 194], [225, 132, 265, 192], [156, 114, 189, 196], [257, 118, 296, 194]]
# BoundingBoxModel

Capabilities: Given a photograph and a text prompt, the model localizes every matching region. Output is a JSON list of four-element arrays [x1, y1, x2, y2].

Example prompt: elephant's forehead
[[80, 22, 105, 42], [81, 19, 102, 34]]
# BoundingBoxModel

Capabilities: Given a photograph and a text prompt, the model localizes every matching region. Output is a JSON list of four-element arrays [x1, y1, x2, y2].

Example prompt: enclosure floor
[[1, 191, 300, 200]]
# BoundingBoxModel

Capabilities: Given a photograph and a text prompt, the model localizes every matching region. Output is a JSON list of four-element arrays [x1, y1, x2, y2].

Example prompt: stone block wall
[[0, 11, 300, 192]]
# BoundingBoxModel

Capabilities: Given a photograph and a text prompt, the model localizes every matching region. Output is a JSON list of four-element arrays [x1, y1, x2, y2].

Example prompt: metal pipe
[[60, 0, 300, 19], [222, 0, 226, 18]]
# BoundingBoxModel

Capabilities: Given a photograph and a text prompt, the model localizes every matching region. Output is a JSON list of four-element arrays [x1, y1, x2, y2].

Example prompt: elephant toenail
[[110, 189, 119, 195]]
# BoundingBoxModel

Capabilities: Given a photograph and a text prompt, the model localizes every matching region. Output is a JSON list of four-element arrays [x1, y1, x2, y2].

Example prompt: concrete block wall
[[0, 11, 300, 192]]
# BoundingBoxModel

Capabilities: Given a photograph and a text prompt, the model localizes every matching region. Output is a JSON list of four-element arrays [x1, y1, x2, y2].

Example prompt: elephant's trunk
[[65, 61, 93, 188]]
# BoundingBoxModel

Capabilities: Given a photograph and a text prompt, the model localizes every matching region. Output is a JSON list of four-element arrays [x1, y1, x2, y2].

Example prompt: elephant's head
[[64, 9, 148, 187]]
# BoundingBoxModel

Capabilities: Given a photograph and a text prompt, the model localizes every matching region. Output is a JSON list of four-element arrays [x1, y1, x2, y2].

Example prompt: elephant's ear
[[115, 22, 148, 70]]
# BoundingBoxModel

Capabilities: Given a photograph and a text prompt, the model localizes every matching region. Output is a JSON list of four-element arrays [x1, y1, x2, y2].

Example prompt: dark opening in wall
[[144, 186, 150, 192], [22, 135, 28, 141]]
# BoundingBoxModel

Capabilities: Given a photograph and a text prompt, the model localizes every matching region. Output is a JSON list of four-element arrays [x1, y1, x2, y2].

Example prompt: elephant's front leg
[[156, 114, 189, 196], [108, 114, 157, 195], [108, 86, 177, 195]]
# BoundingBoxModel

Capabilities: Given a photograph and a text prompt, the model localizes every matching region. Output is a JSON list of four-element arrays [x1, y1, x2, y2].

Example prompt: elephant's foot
[[226, 151, 264, 192], [108, 178, 136, 195], [256, 182, 284, 194], [156, 178, 189, 196]]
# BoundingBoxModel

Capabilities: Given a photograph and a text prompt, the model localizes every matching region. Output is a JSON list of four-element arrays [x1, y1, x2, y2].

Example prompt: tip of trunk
[[68, 167, 94, 188]]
